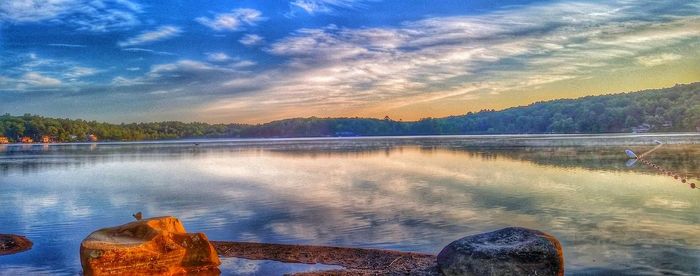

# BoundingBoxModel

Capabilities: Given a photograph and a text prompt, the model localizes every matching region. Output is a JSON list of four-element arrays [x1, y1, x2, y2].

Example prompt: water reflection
[[0, 137, 698, 275], [2, 141, 699, 181]]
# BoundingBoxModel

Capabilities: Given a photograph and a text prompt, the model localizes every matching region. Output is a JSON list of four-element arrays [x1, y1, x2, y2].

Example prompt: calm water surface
[[0, 136, 698, 275]]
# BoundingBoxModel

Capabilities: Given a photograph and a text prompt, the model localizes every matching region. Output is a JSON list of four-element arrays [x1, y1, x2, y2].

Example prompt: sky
[[0, 0, 699, 124]]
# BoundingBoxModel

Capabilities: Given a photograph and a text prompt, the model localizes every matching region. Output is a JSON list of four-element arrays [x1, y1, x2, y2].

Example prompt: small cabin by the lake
[[41, 135, 52, 143], [87, 134, 98, 142], [20, 137, 34, 143], [0, 136, 9, 144]]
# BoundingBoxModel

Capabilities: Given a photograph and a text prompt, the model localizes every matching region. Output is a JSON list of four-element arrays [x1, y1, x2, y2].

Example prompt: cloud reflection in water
[[0, 140, 698, 275]]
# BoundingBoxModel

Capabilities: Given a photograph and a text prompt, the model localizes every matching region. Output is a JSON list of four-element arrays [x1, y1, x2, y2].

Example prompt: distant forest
[[1, 83, 699, 142]]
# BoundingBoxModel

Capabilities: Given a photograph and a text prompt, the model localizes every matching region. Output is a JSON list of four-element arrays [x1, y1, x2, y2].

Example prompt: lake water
[[0, 135, 699, 275]]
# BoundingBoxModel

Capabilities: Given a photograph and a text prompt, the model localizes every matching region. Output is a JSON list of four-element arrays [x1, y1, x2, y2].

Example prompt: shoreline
[[1, 132, 699, 147]]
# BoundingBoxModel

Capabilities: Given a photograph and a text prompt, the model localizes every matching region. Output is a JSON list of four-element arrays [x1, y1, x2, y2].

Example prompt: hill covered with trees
[[1, 83, 698, 142]]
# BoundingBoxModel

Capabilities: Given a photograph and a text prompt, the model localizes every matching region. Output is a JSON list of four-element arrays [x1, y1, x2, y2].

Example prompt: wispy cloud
[[0, 72, 61, 92], [0, 0, 80, 22], [289, 0, 372, 15], [21, 72, 61, 87], [231, 60, 257, 68], [0, 0, 142, 32], [0, 53, 100, 91], [206, 52, 232, 62], [196, 9, 264, 31], [239, 34, 264, 46], [65, 66, 98, 79], [122, 47, 177, 56], [118, 26, 182, 47], [48, 43, 87, 48], [636, 53, 682, 67], [3, 0, 698, 122], [111, 76, 142, 86], [202, 0, 700, 121], [111, 60, 243, 89]]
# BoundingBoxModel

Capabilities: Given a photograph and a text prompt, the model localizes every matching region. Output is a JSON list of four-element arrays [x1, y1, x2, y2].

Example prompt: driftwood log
[[211, 241, 439, 275]]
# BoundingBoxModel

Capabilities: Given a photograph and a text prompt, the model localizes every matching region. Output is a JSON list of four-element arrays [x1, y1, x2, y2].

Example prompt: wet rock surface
[[0, 234, 33, 256], [80, 216, 220, 275], [437, 227, 564, 276]]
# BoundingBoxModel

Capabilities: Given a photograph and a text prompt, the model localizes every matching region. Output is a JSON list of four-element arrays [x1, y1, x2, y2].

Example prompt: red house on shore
[[0, 136, 9, 144], [20, 137, 33, 143]]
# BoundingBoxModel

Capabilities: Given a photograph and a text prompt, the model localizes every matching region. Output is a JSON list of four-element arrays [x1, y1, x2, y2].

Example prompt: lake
[[0, 135, 699, 275]]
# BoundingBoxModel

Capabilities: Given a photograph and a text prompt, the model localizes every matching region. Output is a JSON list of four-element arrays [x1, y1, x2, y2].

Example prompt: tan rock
[[80, 216, 220, 275]]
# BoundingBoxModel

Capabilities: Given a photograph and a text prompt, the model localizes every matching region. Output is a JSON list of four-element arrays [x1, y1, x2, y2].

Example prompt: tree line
[[1, 83, 698, 142]]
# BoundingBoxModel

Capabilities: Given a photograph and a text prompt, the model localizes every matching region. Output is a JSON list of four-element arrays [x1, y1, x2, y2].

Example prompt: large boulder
[[437, 227, 564, 276], [80, 216, 220, 275], [0, 234, 32, 256]]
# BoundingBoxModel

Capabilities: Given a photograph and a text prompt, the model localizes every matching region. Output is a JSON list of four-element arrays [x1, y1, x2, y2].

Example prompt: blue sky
[[1, 0, 699, 123]]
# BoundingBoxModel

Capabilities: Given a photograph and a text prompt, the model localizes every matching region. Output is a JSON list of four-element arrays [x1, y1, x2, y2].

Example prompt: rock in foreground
[[0, 234, 33, 256], [80, 216, 220, 275], [437, 227, 563, 276]]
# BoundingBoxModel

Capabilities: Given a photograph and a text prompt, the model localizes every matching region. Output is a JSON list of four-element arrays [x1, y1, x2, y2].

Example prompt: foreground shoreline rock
[[437, 227, 564, 276], [212, 227, 563, 275], [78, 217, 563, 275], [0, 234, 33, 256], [80, 216, 220, 275]]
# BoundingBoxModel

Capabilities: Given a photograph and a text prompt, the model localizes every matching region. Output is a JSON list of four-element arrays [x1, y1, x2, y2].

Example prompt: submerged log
[[80, 216, 220, 276], [211, 241, 439, 275], [0, 234, 32, 256]]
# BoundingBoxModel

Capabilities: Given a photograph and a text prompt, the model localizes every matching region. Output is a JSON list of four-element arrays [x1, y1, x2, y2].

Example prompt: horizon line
[[3, 81, 697, 126]]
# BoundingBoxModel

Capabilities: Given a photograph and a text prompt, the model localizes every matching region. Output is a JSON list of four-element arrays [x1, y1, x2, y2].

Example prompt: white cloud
[[203, 0, 700, 121], [230, 60, 257, 68], [0, 0, 79, 22], [22, 72, 61, 87], [149, 60, 226, 75], [121, 47, 177, 56], [112, 59, 243, 88], [0, 53, 103, 91], [290, 0, 371, 15], [118, 26, 182, 47], [636, 53, 682, 67], [111, 76, 141, 86], [113, 0, 141, 12], [48, 43, 87, 48], [70, 5, 140, 32], [3, 0, 698, 122], [239, 34, 264, 46], [64, 66, 98, 79], [0, 0, 142, 32], [206, 52, 232, 62], [196, 8, 264, 31]]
